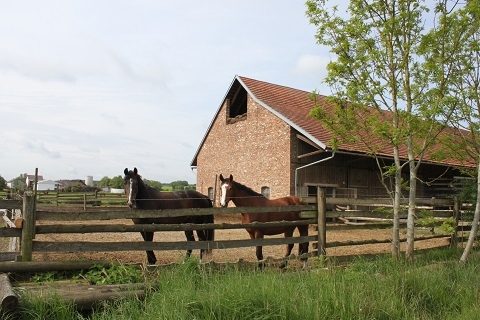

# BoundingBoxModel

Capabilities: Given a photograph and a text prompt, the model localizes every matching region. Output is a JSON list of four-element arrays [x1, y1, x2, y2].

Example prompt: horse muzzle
[[127, 200, 137, 209], [219, 200, 228, 207]]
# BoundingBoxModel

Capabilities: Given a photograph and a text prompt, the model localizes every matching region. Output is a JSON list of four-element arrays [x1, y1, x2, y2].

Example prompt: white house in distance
[[25, 174, 44, 189], [36, 180, 59, 191]]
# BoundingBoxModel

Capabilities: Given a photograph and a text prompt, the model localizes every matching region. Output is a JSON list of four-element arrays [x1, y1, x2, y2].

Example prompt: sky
[[0, 1, 332, 184]]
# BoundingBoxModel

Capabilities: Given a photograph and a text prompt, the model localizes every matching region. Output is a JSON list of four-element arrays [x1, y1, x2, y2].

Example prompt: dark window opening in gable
[[227, 85, 247, 124]]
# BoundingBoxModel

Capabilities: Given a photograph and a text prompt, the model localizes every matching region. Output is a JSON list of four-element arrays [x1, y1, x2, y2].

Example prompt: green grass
[[14, 248, 480, 320]]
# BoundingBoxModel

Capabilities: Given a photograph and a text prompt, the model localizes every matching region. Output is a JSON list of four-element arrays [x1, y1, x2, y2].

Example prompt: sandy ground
[[28, 213, 450, 266]]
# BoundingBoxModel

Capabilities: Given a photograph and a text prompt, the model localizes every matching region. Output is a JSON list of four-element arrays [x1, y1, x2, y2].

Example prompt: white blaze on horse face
[[220, 182, 228, 207], [127, 178, 134, 206]]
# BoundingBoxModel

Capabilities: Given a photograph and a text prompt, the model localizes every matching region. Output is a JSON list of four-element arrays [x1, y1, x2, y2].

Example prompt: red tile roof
[[238, 76, 473, 168]]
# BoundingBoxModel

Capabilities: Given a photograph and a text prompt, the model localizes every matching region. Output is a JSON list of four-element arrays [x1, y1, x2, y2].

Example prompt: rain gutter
[[294, 151, 336, 196]]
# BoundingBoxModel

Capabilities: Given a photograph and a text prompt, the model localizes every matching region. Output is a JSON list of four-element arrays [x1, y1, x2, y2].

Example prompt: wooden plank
[[300, 210, 316, 218], [36, 205, 316, 221], [325, 210, 453, 219], [0, 200, 22, 210], [0, 228, 21, 237], [0, 253, 18, 262], [1, 212, 15, 228], [327, 234, 449, 248], [325, 197, 453, 206], [35, 219, 317, 234], [32, 236, 317, 252]]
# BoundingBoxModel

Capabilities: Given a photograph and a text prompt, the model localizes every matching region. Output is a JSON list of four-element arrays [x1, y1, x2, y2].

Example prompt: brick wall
[[196, 95, 293, 205]]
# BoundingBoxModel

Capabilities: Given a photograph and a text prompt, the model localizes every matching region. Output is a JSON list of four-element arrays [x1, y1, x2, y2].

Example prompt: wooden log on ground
[[0, 273, 19, 312], [15, 282, 144, 311], [0, 260, 114, 273]]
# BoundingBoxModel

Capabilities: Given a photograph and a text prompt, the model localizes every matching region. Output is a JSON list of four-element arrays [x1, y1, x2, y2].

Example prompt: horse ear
[[124, 168, 128, 175], [219, 174, 224, 181], [133, 167, 138, 175], [229, 174, 233, 181]]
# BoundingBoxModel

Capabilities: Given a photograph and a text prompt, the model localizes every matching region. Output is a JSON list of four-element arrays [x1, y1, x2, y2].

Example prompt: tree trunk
[[406, 159, 417, 261], [392, 153, 402, 259], [460, 156, 480, 262]]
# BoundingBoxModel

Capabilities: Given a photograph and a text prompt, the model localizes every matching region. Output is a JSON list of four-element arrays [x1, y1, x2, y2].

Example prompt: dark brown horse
[[219, 174, 309, 268], [124, 168, 214, 264]]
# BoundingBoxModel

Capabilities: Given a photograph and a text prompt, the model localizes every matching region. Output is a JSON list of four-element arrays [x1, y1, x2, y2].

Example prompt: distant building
[[25, 174, 44, 189], [37, 180, 59, 191]]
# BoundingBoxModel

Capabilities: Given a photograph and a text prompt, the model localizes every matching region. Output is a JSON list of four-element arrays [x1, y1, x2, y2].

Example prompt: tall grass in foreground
[[15, 248, 480, 320]]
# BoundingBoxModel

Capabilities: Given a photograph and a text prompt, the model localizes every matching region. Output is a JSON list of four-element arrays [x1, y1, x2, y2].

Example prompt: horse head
[[124, 167, 140, 208], [219, 174, 234, 207]]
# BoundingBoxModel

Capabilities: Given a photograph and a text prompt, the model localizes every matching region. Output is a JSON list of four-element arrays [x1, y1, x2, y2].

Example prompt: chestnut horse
[[124, 168, 214, 264], [219, 174, 309, 268]]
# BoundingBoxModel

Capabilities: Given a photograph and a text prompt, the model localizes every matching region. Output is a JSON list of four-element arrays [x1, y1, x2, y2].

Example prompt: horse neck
[[231, 188, 267, 207], [136, 179, 155, 200]]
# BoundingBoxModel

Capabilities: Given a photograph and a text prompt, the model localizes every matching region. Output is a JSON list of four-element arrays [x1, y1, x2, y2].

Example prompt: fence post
[[21, 193, 35, 261], [83, 194, 87, 211], [317, 186, 326, 255], [451, 197, 460, 247]]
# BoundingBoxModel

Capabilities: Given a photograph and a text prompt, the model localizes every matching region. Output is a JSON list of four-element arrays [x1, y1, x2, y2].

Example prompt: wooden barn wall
[[293, 150, 462, 199]]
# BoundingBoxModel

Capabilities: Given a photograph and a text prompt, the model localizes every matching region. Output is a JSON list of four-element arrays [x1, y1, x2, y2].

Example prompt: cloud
[[0, 1, 330, 183], [292, 54, 329, 78]]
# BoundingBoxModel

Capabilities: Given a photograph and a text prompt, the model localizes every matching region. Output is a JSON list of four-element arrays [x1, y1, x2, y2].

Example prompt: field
[[14, 248, 480, 320]]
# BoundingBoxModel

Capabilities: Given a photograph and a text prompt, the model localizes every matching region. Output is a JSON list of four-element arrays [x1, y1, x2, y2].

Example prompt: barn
[[191, 75, 471, 204]]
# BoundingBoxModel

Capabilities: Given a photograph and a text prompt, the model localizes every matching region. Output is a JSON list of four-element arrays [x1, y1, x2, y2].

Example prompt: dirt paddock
[[30, 213, 450, 266]]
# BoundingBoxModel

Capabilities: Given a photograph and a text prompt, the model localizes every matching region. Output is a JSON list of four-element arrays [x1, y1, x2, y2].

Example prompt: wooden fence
[[0, 188, 465, 267]]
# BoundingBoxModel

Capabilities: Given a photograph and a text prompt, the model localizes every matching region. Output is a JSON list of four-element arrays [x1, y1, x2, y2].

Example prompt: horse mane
[[233, 181, 265, 198]]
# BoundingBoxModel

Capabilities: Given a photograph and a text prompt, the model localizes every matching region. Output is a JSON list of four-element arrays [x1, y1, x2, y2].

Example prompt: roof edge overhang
[[236, 76, 328, 151]]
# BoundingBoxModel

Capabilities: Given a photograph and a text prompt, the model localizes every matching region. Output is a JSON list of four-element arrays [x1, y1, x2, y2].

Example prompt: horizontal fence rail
[[0, 190, 468, 267]]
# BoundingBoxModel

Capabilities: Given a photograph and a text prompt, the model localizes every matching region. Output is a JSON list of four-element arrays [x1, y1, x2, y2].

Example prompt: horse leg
[[203, 214, 215, 258], [298, 225, 309, 269], [141, 231, 156, 265], [184, 230, 195, 260], [279, 229, 295, 269], [252, 230, 265, 269], [195, 229, 207, 262]]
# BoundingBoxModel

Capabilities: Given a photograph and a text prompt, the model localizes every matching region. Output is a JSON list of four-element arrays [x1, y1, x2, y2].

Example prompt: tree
[[430, 2, 480, 262], [97, 176, 111, 188], [144, 179, 162, 191], [109, 176, 124, 189], [306, 0, 465, 260], [170, 180, 189, 191], [0, 175, 6, 190]]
